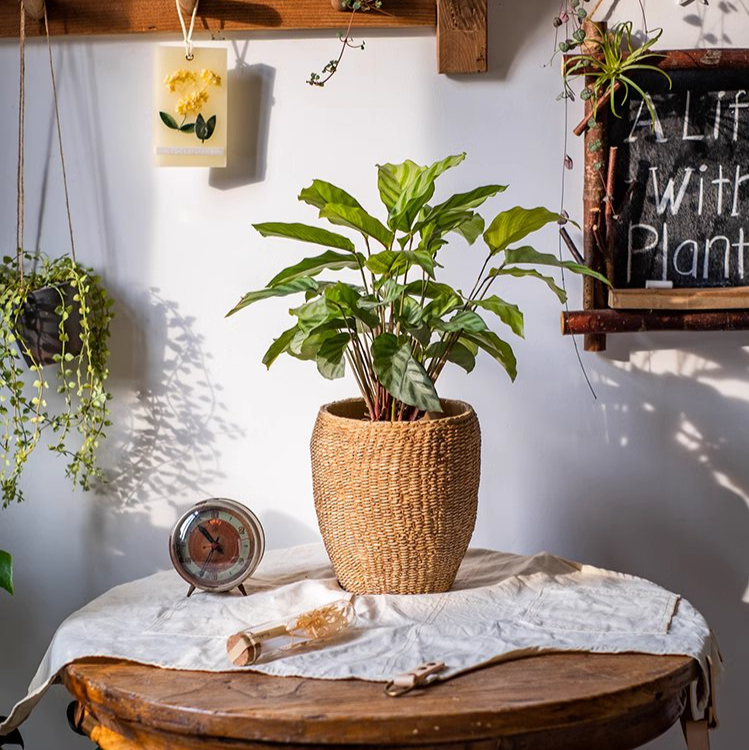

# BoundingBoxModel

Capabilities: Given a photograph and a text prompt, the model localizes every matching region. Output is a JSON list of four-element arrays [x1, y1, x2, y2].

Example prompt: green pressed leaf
[[504, 246, 611, 285], [195, 113, 208, 142], [490, 267, 567, 303], [435, 310, 488, 333], [483, 206, 562, 254], [180, 122, 196, 133], [319, 204, 394, 248], [473, 296, 525, 338], [426, 341, 476, 373], [205, 115, 217, 140], [377, 160, 423, 214], [298, 180, 363, 211], [324, 283, 379, 328], [254, 223, 356, 252], [268, 251, 364, 287], [0, 549, 13, 595], [372, 333, 442, 412], [391, 153, 466, 231], [262, 326, 299, 368], [159, 111, 179, 129], [462, 330, 518, 381], [226, 277, 318, 317], [316, 332, 350, 380]]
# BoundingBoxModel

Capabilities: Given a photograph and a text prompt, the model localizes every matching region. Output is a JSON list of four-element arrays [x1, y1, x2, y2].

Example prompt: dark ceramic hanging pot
[[15, 283, 82, 367]]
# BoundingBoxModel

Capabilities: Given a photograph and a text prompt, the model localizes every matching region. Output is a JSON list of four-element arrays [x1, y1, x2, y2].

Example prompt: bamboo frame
[[562, 44, 749, 345]]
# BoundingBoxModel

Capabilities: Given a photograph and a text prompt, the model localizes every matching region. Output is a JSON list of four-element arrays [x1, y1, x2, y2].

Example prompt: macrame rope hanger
[[176, 0, 200, 61], [16, 0, 78, 279]]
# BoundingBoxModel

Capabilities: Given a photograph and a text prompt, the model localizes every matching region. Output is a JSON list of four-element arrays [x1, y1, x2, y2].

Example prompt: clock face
[[169, 499, 264, 592]]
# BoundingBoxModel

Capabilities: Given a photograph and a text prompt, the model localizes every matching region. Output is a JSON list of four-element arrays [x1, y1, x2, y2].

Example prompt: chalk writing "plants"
[[159, 68, 221, 143]]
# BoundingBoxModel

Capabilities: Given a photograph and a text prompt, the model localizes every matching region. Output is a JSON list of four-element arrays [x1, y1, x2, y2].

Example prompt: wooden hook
[[177, 0, 197, 13], [23, 0, 45, 21]]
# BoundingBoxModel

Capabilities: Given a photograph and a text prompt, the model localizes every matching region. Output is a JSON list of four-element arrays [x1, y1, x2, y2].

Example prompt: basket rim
[[317, 397, 476, 427]]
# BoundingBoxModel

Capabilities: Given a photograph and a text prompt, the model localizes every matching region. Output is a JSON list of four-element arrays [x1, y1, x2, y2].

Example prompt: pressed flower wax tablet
[[154, 46, 228, 168]]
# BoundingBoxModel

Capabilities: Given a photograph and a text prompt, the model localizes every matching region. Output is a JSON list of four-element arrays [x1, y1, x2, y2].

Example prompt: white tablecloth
[[0, 544, 722, 735]]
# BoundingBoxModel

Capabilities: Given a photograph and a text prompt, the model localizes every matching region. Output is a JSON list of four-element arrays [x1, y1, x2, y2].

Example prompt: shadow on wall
[[209, 43, 276, 190], [559, 332, 749, 750], [96, 288, 243, 511]]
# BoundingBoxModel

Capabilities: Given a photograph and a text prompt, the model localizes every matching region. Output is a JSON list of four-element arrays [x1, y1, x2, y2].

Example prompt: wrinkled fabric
[[0, 544, 721, 735]]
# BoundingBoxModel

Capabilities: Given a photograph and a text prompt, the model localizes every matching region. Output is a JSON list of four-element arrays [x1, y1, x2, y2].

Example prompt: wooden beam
[[437, 0, 486, 74], [609, 287, 749, 311], [0, 0, 436, 38], [562, 309, 749, 336]]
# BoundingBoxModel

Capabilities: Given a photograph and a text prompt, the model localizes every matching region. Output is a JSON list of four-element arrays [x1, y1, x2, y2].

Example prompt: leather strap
[[683, 719, 710, 750], [682, 655, 718, 750]]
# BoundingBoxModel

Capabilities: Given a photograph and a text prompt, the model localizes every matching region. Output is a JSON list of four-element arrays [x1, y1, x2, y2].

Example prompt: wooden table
[[63, 653, 698, 750]]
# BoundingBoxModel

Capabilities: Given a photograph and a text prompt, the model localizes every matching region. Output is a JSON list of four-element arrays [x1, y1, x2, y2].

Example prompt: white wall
[[0, 1, 746, 748]]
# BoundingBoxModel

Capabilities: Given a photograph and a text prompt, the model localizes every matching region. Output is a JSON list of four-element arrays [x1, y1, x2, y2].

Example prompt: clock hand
[[199, 548, 216, 578], [197, 524, 218, 545]]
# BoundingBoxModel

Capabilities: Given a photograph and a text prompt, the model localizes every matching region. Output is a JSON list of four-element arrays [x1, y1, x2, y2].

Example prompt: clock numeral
[[238, 526, 245, 533], [210, 572, 218, 581], [238, 558, 245, 564], [211, 510, 220, 519], [183, 558, 192, 564]]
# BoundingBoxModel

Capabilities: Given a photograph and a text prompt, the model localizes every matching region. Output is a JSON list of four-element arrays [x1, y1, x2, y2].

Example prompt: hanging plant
[[308, 0, 385, 87], [0, 1, 115, 594]]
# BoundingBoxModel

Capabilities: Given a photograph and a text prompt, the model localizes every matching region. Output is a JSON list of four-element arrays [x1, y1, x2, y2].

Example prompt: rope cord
[[176, 0, 200, 60], [17, 1, 26, 277]]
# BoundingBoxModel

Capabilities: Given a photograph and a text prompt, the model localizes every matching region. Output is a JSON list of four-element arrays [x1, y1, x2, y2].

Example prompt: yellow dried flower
[[164, 69, 198, 93], [176, 90, 210, 116], [200, 69, 222, 88]]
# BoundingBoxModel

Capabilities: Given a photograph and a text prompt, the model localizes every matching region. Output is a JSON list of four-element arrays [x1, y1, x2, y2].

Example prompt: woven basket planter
[[310, 398, 481, 595]]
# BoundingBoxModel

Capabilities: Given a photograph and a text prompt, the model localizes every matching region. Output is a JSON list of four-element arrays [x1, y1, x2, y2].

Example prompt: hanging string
[[175, 0, 200, 61], [43, 2, 77, 263], [17, 0, 26, 278]]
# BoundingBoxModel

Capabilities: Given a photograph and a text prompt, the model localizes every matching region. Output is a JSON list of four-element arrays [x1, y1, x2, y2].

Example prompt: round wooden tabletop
[[63, 653, 698, 750]]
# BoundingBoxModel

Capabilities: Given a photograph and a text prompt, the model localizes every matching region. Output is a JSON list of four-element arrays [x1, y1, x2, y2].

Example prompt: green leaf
[[421, 292, 463, 322], [180, 122, 195, 133], [473, 296, 525, 338], [405, 280, 462, 300], [430, 184, 508, 214], [290, 297, 335, 333], [452, 213, 485, 245], [159, 111, 179, 129], [391, 153, 466, 231], [377, 160, 423, 214], [195, 113, 208, 142], [299, 180, 363, 211], [205, 115, 217, 140], [426, 340, 476, 373], [504, 245, 610, 285], [324, 283, 379, 328], [262, 326, 299, 368], [372, 333, 441, 412], [254, 223, 356, 252], [227, 277, 318, 316], [484, 206, 562, 254], [0, 549, 13, 595], [435, 310, 488, 333], [375, 279, 406, 305], [319, 204, 394, 248], [316, 332, 350, 380], [490, 267, 567, 303], [268, 251, 364, 287], [366, 250, 435, 278], [462, 330, 518, 381]]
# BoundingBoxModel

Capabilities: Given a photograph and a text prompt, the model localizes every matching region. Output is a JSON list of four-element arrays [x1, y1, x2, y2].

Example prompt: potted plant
[[228, 153, 607, 594], [0, 252, 114, 593]]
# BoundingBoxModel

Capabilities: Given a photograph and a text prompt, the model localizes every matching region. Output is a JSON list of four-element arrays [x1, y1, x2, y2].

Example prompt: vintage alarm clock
[[169, 498, 265, 597]]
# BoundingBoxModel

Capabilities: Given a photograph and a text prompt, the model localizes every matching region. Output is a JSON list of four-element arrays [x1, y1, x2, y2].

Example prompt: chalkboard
[[610, 67, 749, 289]]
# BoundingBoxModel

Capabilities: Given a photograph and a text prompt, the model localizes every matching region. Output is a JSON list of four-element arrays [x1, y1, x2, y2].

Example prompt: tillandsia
[[558, 12, 672, 130], [227, 153, 609, 423], [307, 0, 385, 87], [0, 253, 114, 512]]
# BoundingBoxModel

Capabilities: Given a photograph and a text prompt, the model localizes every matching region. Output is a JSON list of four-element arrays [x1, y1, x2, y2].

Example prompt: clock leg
[[238, 583, 248, 596], [186, 584, 196, 598]]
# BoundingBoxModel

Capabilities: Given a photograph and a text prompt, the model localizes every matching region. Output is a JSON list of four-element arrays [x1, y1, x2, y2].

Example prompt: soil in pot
[[15, 284, 82, 368]]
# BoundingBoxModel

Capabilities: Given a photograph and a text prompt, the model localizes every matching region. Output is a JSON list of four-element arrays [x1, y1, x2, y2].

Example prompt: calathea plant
[[228, 153, 607, 422], [0, 252, 114, 593]]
